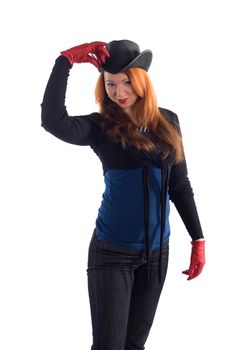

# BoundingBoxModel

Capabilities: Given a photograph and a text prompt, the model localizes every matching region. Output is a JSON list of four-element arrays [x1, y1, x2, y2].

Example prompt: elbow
[[41, 120, 52, 133], [41, 114, 53, 133], [40, 103, 57, 133], [169, 185, 194, 204], [41, 103, 49, 130]]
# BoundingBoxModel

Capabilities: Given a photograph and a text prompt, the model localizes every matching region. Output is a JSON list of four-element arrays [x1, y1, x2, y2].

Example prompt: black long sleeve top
[[41, 56, 204, 251]]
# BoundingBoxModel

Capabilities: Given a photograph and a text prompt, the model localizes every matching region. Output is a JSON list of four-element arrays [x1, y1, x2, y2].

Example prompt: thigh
[[87, 233, 135, 350], [125, 242, 169, 350]]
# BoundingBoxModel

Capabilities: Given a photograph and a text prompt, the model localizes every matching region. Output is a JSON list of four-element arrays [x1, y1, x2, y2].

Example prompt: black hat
[[99, 40, 153, 74]]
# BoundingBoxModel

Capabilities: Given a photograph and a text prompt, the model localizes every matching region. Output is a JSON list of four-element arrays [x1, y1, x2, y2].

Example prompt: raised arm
[[41, 42, 109, 146]]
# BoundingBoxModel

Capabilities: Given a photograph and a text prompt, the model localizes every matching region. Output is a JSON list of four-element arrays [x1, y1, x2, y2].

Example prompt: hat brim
[[99, 49, 153, 74]]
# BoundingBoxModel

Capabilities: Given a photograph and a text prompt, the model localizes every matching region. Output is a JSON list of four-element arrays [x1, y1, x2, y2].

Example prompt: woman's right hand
[[61, 41, 109, 68]]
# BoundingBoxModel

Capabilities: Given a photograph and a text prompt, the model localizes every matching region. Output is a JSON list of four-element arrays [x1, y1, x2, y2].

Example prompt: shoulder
[[159, 107, 179, 122], [158, 107, 180, 129], [82, 112, 105, 134], [87, 112, 110, 132], [77, 112, 103, 128], [84, 112, 102, 124]]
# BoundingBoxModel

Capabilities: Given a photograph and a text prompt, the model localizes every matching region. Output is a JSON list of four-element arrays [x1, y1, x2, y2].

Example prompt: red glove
[[61, 41, 109, 68], [182, 240, 205, 280]]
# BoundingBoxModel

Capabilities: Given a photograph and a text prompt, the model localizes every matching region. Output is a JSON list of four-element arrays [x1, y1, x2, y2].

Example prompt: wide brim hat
[[98, 40, 153, 74]]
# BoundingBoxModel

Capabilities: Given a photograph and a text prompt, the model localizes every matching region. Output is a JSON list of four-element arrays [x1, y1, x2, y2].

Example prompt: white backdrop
[[1, 0, 232, 349]]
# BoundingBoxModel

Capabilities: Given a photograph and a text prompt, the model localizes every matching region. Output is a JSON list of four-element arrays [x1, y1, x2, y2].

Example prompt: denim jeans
[[87, 230, 169, 350]]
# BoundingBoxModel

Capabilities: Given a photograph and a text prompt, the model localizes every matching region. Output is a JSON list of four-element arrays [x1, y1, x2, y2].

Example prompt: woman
[[41, 40, 205, 350]]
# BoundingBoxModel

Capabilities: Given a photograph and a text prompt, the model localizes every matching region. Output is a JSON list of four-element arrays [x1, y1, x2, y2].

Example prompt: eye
[[124, 80, 131, 85], [105, 82, 115, 88]]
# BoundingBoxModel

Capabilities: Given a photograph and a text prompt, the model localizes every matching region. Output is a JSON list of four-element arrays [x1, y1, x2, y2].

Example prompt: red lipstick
[[117, 98, 128, 104]]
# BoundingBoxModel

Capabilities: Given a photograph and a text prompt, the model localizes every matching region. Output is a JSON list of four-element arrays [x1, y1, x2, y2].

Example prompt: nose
[[116, 83, 126, 97]]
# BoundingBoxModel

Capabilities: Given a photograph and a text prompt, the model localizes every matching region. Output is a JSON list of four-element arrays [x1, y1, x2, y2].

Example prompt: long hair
[[95, 68, 184, 163]]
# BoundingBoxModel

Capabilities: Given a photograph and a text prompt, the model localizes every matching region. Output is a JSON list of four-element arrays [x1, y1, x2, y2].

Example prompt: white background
[[0, 0, 232, 349]]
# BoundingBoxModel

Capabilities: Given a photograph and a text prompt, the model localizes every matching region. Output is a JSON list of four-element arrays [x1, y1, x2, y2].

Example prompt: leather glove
[[182, 240, 205, 280], [61, 41, 109, 68]]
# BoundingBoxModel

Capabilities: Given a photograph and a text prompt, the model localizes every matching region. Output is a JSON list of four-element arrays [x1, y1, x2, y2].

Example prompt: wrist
[[191, 239, 205, 249]]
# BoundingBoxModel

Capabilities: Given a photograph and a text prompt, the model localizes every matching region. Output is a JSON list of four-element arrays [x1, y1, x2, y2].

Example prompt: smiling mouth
[[117, 98, 128, 104]]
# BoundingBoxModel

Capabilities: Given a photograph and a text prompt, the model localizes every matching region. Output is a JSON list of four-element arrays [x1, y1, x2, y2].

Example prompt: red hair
[[95, 68, 184, 163]]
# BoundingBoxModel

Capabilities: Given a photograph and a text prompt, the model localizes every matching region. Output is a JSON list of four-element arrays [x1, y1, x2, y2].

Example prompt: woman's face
[[104, 71, 138, 115]]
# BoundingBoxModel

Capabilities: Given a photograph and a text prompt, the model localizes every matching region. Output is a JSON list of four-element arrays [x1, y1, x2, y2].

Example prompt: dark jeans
[[87, 230, 169, 350]]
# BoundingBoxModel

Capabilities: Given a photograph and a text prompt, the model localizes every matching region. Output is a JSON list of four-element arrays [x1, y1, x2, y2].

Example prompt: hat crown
[[107, 40, 140, 66], [99, 39, 152, 74]]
